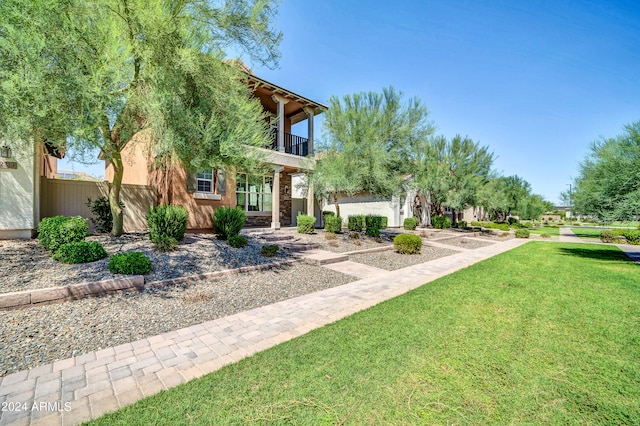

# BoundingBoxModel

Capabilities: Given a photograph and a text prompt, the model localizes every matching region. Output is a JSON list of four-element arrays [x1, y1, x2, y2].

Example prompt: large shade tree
[[572, 121, 640, 221], [310, 87, 434, 217], [0, 0, 281, 235]]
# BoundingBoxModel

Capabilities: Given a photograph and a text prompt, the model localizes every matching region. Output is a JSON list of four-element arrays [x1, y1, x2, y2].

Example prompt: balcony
[[270, 129, 308, 157]]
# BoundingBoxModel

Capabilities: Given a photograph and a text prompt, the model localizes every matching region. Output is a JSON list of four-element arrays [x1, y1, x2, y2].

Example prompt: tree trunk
[[423, 192, 432, 227], [109, 150, 125, 237], [333, 193, 340, 218], [451, 208, 457, 226]]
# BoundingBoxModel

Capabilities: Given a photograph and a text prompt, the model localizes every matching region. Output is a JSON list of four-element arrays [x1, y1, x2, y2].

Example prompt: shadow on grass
[[557, 246, 632, 263]]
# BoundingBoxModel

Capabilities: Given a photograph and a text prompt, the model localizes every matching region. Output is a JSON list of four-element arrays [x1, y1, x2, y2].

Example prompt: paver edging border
[[0, 259, 302, 311]]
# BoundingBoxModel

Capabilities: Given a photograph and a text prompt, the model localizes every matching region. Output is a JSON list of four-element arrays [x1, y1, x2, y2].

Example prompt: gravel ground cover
[[286, 230, 394, 253], [0, 233, 293, 294], [0, 263, 355, 376], [433, 237, 496, 249], [349, 245, 458, 271]]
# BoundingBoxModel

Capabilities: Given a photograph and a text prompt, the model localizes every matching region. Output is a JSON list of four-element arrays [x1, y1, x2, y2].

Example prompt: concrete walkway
[[558, 226, 640, 264], [0, 238, 528, 425]]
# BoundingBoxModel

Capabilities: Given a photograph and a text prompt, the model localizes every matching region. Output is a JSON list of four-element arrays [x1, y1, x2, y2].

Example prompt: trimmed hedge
[[324, 216, 342, 233], [515, 229, 530, 239], [348, 215, 365, 232], [108, 252, 152, 275], [297, 215, 316, 234], [404, 217, 419, 230], [148, 205, 189, 243], [394, 233, 422, 254], [228, 235, 249, 248], [623, 230, 640, 245], [38, 216, 88, 252], [432, 215, 451, 229], [52, 241, 107, 264], [212, 207, 246, 240]]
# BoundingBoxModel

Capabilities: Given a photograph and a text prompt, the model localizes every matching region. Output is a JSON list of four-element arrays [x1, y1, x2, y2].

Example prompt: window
[[197, 170, 213, 192], [236, 173, 272, 212]]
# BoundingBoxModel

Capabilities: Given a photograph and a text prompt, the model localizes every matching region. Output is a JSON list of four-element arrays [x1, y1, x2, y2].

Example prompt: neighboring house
[[0, 142, 62, 239], [105, 68, 327, 230]]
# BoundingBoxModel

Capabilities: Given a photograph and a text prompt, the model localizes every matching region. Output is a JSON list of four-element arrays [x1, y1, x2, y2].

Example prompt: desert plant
[[296, 215, 316, 234], [348, 215, 365, 232], [212, 207, 245, 240], [52, 241, 107, 264], [38, 216, 88, 252], [515, 229, 530, 238], [458, 220, 467, 229], [228, 235, 249, 248], [600, 230, 618, 243], [325, 232, 338, 240], [108, 252, 152, 275], [394, 233, 422, 254], [153, 235, 178, 252], [404, 217, 418, 230], [85, 196, 124, 234], [348, 231, 360, 239], [261, 244, 279, 257], [431, 215, 451, 229], [148, 205, 189, 243], [324, 215, 342, 233]]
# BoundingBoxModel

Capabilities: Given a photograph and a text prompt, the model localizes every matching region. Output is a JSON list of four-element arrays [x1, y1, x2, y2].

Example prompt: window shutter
[[217, 169, 226, 195], [187, 172, 197, 193]]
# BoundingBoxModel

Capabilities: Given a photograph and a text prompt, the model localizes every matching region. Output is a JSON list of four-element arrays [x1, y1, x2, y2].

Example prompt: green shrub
[[348, 215, 365, 232], [365, 215, 384, 237], [404, 217, 419, 230], [470, 221, 482, 227], [431, 216, 451, 229], [52, 241, 107, 264], [380, 216, 388, 229], [108, 252, 152, 275], [152, 235, 178, 252], [394, 234, 422, 254], [348, 231, 360, 239], [325, 232, 337, 240], [508, 217, 519, 225], [148, 205, 189, 243], [212, 207, 245, 240], [515, 229, 530, 239], [458, 220, 467, 229], [324, 216, 342, 233], [622, 230, 640, 245], [573, 223, 581, 226], [38, 216, 88, 252], [600, 230, 617, 243], [85, 196, 124, 234], [228, 235, 249, 248], [366, 227, 381, 238], [296, 215, 316, 234], [322, 210, 334, 226], [261, 244, 279, 257]]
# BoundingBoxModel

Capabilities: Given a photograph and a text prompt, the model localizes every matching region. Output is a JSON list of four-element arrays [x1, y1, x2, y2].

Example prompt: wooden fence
[[40, 177, 156, 233]]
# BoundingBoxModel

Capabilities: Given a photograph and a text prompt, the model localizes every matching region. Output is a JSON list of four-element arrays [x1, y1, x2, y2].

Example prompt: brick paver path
[[0, 238, 528, 425]]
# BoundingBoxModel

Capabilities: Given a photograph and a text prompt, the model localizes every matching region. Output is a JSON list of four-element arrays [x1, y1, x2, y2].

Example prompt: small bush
[[108, 252, 152, 275], [296, 215, 316, 234], [600, 230, 617, 243], [85, 196, 124, 234], [515, 229, 530, 239], [458, 220, 467, 229], [324, 216, 342, 233], [431, 216, 451, 229], [348, 231, 360, 239], [38, 216, 88, 252], [622, 230, 640, 245], [228, 235, 248, 248], [404, 217, 419, 230], [508, 217, 519, 225], [541, 234, 551, 239], [470, 221, 482, 227], [325, 232, 338, 240], [365, 215, 385, 236], [152, 235, 178, 252], [394, 233, 422, 254], [348, 215, 365, 232], [322, 210, 334, 226], [148, 205, 189, 243], [212, 207, 245, 240], [261, 244, 279, 257], [52, 241, 107, 264]]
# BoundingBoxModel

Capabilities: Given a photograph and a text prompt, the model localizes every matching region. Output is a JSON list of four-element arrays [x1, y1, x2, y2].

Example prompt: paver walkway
[[0, 238, 527, 425]]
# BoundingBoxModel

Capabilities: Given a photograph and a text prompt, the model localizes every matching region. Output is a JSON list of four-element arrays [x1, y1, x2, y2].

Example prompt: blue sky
[[61, 0, 640, 204]]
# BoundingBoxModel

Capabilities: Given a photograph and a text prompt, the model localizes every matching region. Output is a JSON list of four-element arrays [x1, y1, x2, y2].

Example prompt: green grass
[[571, 227, 605, 241], [89, 242, 640, 425], [528, 226, 560, 236]]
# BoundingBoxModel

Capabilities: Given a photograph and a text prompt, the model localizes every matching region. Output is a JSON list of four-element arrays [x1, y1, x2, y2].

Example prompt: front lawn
[[90, 242, 640, 425], [571, 227, 604, 241]]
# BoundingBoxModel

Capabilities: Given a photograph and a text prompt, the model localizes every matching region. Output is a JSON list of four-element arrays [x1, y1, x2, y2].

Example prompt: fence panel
[[40, 178, 156, 233]]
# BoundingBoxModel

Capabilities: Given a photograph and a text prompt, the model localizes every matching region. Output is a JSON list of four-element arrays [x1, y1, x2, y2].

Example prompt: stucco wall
[[321, 194, 400, 227], [0, 145, 37, 238]]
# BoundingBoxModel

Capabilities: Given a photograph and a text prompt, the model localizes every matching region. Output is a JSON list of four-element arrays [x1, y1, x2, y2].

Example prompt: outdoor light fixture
[[285, 185, 290, 194], [0, 146, 11, 158]]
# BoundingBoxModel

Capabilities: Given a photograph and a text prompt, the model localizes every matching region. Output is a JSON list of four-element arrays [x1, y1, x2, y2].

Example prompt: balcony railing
[[270, 129, 308, 157]]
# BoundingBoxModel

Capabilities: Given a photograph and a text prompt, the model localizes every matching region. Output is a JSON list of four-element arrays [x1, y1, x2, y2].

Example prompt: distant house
[[104, 68, 327, 230]]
